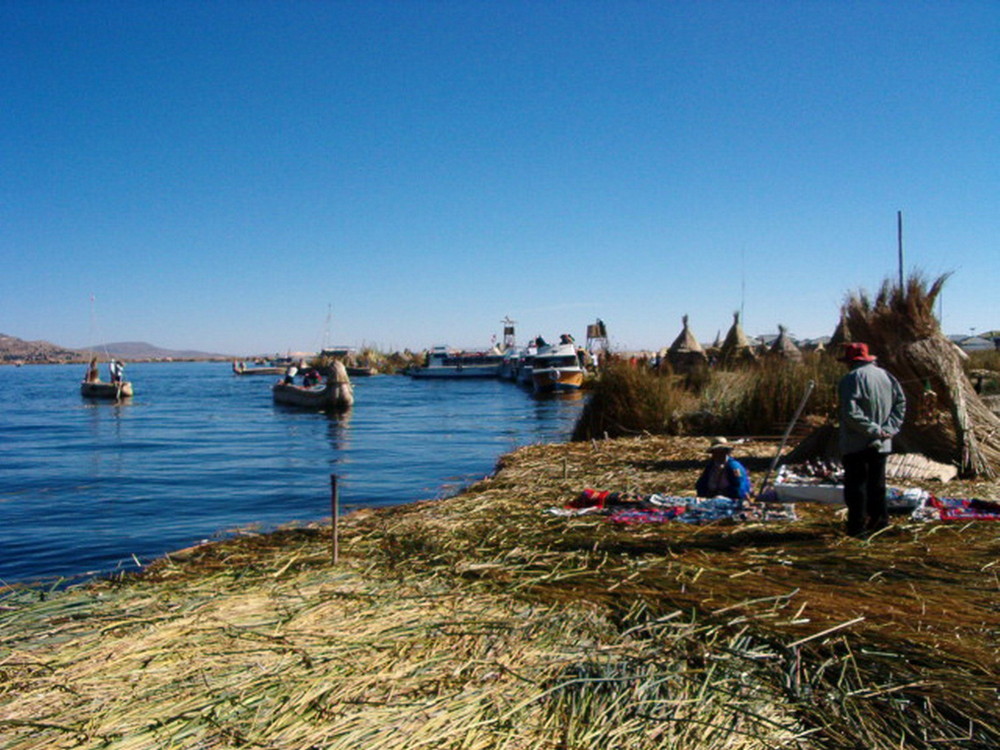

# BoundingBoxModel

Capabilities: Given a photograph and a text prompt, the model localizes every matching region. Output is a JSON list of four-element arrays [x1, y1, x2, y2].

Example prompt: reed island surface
[[1, 434, 998, 749]]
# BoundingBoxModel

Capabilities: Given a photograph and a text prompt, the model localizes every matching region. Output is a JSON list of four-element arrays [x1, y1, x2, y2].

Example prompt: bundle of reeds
[[571, 361, 697, 440], [698, 355, 841, 436], [844, 273, 1000, 477]]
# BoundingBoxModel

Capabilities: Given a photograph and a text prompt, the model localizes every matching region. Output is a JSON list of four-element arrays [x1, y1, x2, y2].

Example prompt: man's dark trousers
[[842, 446, 888, 537]]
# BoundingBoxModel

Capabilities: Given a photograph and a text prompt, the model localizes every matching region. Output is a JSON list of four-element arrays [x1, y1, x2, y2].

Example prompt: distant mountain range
[[76, 341, 233, 360], [0, 333, 232, 364]]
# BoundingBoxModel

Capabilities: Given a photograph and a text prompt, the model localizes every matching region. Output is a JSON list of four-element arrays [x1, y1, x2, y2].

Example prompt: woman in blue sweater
[[696, 437, 752, 502]]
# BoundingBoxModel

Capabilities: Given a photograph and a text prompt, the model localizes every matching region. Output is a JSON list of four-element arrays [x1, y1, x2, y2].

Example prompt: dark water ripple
[[0, 362, 584, 584]]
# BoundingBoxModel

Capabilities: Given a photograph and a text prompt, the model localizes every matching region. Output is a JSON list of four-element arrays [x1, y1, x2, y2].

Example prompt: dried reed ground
[[1, 436, 998, 749]]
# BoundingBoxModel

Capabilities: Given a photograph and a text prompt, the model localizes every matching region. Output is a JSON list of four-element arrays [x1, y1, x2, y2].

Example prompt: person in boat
[[302, 367, 321, 387], [282, 362, 299, 385], [695, 437, 752, 502], [85, 356, 99, 383], [109, 359, 125, 384]]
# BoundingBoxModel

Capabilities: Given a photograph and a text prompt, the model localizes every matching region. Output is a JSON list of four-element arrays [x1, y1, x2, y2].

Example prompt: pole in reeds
[[758, 380, 815, 498], [330, 474, 339, 565], [897, 210, 904, 289]]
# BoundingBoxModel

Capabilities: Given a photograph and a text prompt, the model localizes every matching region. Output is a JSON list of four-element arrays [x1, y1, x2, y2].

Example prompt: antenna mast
[[897, 210, 904, 289]]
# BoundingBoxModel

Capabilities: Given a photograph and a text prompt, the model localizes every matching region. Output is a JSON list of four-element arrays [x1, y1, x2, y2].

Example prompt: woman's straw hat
[[707, 437, 733, 453]]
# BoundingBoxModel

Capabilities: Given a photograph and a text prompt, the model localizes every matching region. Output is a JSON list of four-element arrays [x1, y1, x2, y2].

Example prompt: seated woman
[[696, 437, 752, 502]]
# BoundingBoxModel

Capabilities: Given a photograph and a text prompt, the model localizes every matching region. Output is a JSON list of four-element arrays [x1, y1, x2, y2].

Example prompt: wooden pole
[[897, 210, 904, 289], [757, 380, 815, 498], [330, 474, 339, 565]]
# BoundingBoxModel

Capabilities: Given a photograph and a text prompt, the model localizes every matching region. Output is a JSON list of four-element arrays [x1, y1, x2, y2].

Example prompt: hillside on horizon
[[0, 333, 232, 364], [77, 341, 234, 361]]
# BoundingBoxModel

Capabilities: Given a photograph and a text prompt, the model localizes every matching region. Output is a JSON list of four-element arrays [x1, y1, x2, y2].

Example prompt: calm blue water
[[0, 362, 584, 585]]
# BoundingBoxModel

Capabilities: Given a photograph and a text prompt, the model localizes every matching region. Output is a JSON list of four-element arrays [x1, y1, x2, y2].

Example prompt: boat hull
[[531, 368, 584, 393], [408, 365, 500, 379], [233, 367, 285, 376], [81, 381, 133, 399], [271, 381, 353, 411], [530, 341, 584, 393], [406, 345, 503, 379]]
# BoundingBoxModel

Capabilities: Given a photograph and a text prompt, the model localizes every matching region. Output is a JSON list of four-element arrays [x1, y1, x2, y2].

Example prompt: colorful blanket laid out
[[546, 489, 797, 525], [911, 496, 1000, 522]]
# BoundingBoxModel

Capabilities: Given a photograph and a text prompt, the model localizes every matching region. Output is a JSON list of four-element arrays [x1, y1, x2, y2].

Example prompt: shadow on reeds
[[549, 525, 834, 557], [630, 456, 774, 472]]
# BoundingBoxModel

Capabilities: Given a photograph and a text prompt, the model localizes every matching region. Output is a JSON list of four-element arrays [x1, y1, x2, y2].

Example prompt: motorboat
[[406, 346, 503, 379], [530, 336, 584, 393]]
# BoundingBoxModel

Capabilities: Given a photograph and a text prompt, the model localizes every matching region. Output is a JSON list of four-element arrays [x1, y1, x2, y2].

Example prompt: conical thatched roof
[[667, 315, 707, 372], [828, 309, 850, 354], [668, 315, 704, 354], [720, 311, 756, 365], [768, 324, 803, 363]]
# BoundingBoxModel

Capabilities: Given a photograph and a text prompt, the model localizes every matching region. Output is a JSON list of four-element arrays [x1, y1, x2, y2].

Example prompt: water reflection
[[324, 409, 351, 452]]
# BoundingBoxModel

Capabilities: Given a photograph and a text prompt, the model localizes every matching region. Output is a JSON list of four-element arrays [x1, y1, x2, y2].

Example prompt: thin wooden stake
[[330, 474, 339, 565]]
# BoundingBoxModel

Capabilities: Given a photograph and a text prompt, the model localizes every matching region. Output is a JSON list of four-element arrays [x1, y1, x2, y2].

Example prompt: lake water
[[0, 362, 585, 585]]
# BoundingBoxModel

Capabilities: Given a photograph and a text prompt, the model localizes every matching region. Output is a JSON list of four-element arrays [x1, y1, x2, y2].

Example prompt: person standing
[[837, 342, 906, 537], [109, 359, 125, 384]]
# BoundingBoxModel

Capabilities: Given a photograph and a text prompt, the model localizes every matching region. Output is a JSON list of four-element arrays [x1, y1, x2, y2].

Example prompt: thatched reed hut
[[666, 315, 708, 373], [719, 311, 756, 365], [767, 324, 803, 363], [828, 310, 850, 353], [845, 273, 1000, 478]]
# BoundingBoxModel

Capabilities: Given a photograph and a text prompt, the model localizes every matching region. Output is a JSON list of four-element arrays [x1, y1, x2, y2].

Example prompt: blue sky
[[2, 1, 997, 356]]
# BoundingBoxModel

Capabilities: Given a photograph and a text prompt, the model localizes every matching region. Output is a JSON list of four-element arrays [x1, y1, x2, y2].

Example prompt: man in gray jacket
[[838, 342, 907, 537]]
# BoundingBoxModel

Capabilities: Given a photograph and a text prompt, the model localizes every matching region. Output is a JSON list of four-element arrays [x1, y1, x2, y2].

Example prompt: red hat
[[839, 342, 876, 363]]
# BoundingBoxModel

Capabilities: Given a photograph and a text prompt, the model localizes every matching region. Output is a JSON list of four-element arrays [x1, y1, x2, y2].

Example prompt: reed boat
[[232, 361, 285, 376], [530, 338, 584, 393], [80, 379, 134, 399], [80, 356, 133, 399], [271, 361, 353, 411], [406, 346, 503, 379]]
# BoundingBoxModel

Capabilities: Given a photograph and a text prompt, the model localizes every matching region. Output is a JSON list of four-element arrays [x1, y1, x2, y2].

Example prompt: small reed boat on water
[[232, 360, 285, 376], [80, 356, 133, 400], [272, 360, 353, 411]]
